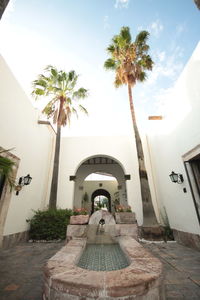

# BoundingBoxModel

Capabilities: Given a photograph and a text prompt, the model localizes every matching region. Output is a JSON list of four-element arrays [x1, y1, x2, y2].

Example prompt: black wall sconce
[[16, 174, 32, 195], [169, 171, 184, 184]]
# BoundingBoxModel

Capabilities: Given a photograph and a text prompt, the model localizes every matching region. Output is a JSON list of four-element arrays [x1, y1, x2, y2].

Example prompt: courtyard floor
[[0, 240, 199, 300]]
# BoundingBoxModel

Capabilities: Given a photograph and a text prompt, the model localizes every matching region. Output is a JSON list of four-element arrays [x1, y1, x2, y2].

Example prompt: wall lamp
[[16, 174, 32, 195], [169, 171, 184, 184]]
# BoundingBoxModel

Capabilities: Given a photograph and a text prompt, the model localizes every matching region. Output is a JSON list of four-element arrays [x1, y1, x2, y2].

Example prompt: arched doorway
[[73, 155, 129, 214], [91, 189, 111, 213]]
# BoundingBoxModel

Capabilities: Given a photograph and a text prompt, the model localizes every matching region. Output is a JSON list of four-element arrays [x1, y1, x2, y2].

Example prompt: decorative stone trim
[[2, 230, 29, 248], [0, 147, 20, 248], [43, 237, 164, 300], [70, 215, 89, 225], [173, 229, 200, 251], [115, 212, 136, 224], [67, 224, 139, 242]]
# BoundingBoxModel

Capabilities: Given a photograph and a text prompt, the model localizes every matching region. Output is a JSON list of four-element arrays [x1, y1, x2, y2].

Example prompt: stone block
[[115, 212, 136, 224], [66, 225, 87, 240], [140, 225, 165, 241], [173, 229, 200, 251], [116, 224, 138, 240], [70, 215, 89, 225], [2, 230, 29, 248]]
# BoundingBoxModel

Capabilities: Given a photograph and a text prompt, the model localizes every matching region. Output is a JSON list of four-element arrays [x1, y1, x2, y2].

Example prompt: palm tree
[[104, 27, 158, 227], [32, 66, 88, 209]]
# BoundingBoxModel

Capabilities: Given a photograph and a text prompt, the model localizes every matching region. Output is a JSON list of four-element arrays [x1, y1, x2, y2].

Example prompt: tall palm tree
[[32, 66, 88, 209], [104, 27, 158, 227]]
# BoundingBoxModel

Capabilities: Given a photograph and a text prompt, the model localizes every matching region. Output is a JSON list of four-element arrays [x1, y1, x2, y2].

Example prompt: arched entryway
[[73, 155, 129, 214], [91, 189, 111, 213]]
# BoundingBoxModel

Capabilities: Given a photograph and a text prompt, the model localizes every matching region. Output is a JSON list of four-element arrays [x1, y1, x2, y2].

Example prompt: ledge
[[37, 120, 56, 134]]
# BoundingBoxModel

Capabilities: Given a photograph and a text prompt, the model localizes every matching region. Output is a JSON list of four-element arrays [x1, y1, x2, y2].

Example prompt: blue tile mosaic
[[77, 244, 129, 271]]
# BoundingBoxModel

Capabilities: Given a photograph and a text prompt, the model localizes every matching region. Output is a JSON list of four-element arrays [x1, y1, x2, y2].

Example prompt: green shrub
[[27, 208, 73, 240]]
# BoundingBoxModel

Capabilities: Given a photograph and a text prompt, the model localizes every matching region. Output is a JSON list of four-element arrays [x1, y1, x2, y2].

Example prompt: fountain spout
[[98, 218, 105, 234]]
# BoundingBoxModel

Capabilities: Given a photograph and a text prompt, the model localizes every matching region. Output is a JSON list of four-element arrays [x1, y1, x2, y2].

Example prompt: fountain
[[43, 210, 165, 299]]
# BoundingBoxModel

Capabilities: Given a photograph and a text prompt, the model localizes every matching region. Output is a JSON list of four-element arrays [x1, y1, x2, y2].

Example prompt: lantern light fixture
[[16, 174, 32, 195], [169, 171, 184, 184]]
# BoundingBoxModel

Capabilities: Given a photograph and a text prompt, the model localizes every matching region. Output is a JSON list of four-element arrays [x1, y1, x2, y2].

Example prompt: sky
[[0, 0, 199, 136]]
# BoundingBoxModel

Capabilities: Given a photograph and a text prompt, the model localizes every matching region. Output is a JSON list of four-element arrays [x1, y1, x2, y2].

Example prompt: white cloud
[[157, 51, 166, 62], [114, 0, 129, 9], [146, 46, 184, 86], [148, 20, 163, 37], [103, 15, 110, 29], [176, 24, 186, 35]]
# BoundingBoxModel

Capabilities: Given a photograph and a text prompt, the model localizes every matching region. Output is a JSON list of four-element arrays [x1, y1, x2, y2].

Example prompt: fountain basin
[[43, 237, 165, 300], [77, 243, 130, 271]]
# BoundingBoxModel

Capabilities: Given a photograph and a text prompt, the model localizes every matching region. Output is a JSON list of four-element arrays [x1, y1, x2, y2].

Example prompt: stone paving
[[0, 240, 199, 300], [142, 241, 200, 299]]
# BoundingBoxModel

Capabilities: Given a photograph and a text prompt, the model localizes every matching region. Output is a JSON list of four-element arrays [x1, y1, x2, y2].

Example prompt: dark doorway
[[0, 174, 5, 199], [184, 155, 200, 224], [91, 189, 111, 213]]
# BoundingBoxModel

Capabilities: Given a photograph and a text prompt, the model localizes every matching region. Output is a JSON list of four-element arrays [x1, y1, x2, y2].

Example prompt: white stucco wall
[[57, 135, 147, 225], [0, 55, 55, 236], [147, 42, 200, 234]]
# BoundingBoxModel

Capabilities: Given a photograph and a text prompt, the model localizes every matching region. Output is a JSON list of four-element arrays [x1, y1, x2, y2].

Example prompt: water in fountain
[[77, 211, 130, 271]]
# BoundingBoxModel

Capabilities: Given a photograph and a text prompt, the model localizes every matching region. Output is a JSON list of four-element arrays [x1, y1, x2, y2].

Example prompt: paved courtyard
[[0, 240, 199, 300]]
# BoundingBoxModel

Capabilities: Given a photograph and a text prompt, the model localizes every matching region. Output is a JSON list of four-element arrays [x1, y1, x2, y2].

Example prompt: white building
[[0, 43, 200, 250]]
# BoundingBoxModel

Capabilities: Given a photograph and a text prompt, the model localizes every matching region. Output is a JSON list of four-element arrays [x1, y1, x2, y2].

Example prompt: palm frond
[[135, 30, 149, 45], [114, 77, 123, 88], [78, 104, 88, 115], [0, 154, 16, 189], [73, 88, 88, 99], [138, 71, 147, 82], [53, 108, 58, 124], [104, 58, 117, 70], [107, 44, 115, 54], [42, 101, 56, 118], [68, 70, 76, 81], [120, 26, 131, 44], [72, 107, 78, 118]]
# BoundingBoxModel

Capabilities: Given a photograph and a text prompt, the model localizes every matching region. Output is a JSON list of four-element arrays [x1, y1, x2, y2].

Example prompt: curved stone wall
[[43, 237, 164, 300]]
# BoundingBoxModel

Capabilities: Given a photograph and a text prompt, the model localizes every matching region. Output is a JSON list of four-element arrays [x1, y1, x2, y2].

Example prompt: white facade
[[147, 42, 200, 234], [58, 136, 145, 224], [0, 56, 55, 238], [0, 42, 200, 246]]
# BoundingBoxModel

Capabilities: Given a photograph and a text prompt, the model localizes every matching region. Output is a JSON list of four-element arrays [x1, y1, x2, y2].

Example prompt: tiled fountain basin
[[43, 237, 165, 300]]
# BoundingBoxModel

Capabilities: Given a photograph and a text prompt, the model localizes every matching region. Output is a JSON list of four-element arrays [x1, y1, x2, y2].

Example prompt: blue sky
[[0, 0, 199, 136]]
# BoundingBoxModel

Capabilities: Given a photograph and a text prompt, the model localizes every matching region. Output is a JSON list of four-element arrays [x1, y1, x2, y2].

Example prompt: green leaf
[[78, 104, 88, 115], [104, 58, 116, 70], [120, 26, 131, 44]]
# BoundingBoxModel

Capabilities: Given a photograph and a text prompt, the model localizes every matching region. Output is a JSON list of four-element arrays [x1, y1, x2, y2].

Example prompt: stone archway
[[91, 189, 111, 214]]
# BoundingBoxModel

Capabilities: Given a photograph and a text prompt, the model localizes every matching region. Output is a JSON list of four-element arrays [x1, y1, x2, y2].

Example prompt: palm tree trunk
[[128, 83, 158, 226], [49, 125, 61, 209], [49, 96, 64, 209]]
